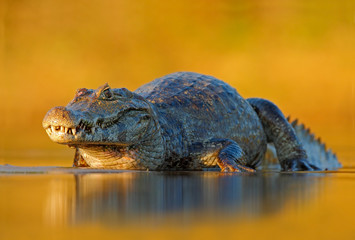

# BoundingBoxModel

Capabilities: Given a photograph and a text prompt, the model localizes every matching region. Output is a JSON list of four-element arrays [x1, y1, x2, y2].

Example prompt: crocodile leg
[[247, 98, 320, 171], [73, 148, 89, 167], [191, 138, 256, 172]]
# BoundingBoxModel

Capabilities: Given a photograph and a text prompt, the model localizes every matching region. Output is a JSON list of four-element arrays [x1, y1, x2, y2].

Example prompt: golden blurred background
[[1, 0, 354, 165]]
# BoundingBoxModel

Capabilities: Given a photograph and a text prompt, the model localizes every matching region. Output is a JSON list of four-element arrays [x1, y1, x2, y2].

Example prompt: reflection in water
[[45, 171, 323, 225]]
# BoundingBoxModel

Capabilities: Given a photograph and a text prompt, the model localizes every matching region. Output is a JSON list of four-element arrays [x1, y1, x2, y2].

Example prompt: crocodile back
[[135, 72, 267, 167]]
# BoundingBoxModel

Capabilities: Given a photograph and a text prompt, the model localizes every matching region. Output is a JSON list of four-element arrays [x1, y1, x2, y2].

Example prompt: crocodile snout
[[42, 106, 77, 129], [42, 106, 81, 143]]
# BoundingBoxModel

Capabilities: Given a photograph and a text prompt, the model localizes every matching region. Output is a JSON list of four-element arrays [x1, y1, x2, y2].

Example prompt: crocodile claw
[[221, 163, 256, 173], [281, 158, 321, 171]]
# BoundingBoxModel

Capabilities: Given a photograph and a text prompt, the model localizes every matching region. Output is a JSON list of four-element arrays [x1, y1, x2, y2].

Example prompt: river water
[[1, 158, 355, 240]]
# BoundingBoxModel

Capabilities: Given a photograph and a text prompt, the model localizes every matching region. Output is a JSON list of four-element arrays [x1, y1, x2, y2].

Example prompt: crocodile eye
[[103, 89, 112, 99]]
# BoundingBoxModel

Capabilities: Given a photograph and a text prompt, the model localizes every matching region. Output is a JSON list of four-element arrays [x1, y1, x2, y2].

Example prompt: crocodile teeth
[[46, 125, 79, 136]]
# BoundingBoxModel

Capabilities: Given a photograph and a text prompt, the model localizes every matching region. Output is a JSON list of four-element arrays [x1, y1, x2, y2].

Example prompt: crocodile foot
[[281, 158, 321, 171], [211, 138, 256, 173]]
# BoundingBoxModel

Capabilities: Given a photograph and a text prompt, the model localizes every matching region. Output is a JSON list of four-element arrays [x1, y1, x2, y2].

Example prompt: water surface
[[1, 161, 355, 240]]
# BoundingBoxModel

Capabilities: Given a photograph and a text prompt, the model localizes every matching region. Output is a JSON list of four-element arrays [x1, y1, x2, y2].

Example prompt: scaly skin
[[42, 72, 341, 171]]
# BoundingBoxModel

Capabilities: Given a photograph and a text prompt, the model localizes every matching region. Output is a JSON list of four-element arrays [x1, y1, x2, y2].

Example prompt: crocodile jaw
[[43, 123, 96, 145], [43, 105, 96, 144], [44, 124, 77, 144], [43, 106, 152, 146], [43, 122, 128, 146]]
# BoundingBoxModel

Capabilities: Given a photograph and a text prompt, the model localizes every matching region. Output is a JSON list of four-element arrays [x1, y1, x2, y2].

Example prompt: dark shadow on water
[[68, 171, 323, 225]]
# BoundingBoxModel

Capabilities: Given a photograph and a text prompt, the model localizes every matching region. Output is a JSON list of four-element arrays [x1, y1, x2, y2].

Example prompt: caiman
[[42, 72, 341, 172]]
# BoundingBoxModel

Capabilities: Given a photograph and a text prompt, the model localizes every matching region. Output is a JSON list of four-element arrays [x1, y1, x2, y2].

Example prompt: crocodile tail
[[287, 117, 342, 170], [263, 117, 342, 170]]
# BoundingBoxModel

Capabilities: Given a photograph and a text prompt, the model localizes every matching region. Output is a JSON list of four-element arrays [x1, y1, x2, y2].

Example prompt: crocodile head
[[42, 83, 155, 147]]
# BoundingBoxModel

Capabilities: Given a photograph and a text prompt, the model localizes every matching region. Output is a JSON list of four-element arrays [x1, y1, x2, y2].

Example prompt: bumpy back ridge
[[287, 117, 341, 170]]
